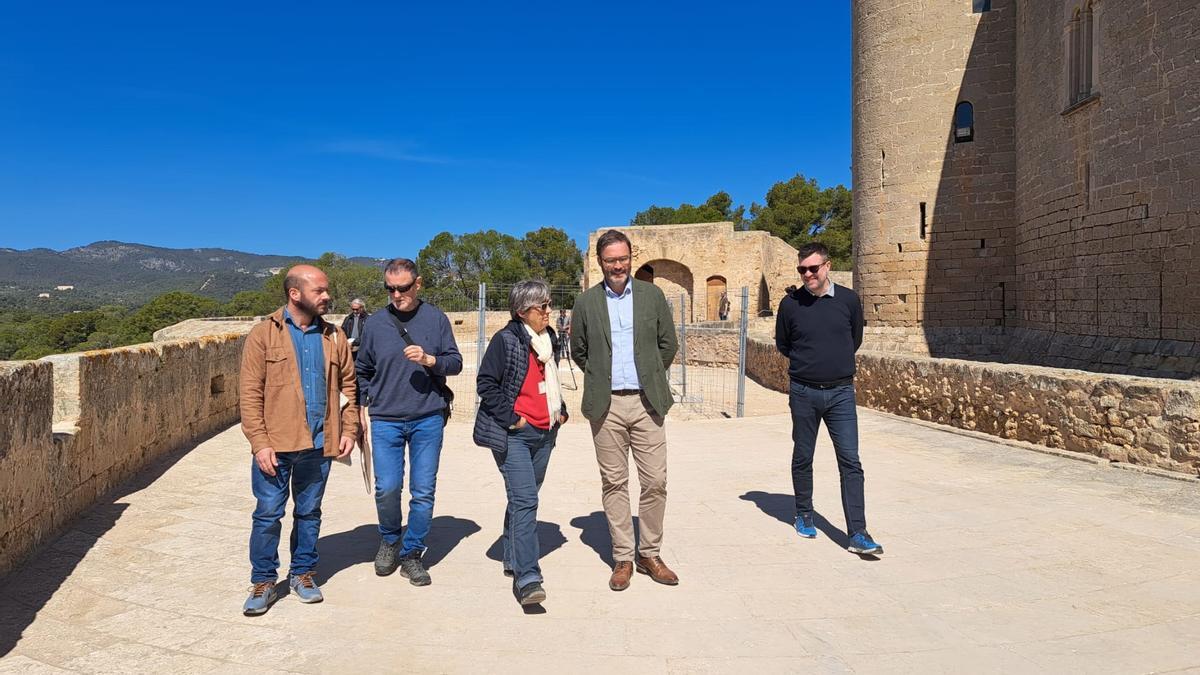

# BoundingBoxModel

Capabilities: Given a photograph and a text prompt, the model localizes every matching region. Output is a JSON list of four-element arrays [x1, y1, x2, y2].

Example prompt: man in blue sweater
[[355, 258, 463, 585], [774, 242, 882, 556]]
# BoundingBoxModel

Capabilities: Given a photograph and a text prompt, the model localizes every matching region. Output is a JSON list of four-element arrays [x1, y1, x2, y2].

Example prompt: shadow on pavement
[[569, 511, 642, 569], [484, 521, 568, 567], [422, 515, 482, 568], [315, 514, 481, 583], [738, 490, 878, 559], [314, 523, 377, 583], [0, 431, 219, 658]]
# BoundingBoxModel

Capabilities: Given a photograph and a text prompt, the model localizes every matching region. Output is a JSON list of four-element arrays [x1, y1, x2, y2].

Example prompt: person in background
[[473, 280, 569, 606], [341, 298, 368, 354], [555, 308, 571, 360]]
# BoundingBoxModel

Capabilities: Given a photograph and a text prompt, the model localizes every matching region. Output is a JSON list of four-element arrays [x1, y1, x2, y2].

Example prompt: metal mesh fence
[[666, 287, 749, 419]]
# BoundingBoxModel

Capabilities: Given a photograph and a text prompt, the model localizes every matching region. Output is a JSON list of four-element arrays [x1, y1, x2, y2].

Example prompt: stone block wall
[[1014, 1, 1200, 345], [0, 335, 245, 576], [853, 0, 1017, 329], [745, 336, 1200, 476]]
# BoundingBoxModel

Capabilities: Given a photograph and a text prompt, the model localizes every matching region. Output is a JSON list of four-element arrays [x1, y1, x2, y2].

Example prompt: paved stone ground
[[3, 389, 1200, 673]]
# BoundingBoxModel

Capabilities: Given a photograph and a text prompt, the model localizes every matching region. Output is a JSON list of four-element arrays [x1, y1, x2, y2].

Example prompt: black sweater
[[774, 284, 864, 384], [354, 301, 463, 420]]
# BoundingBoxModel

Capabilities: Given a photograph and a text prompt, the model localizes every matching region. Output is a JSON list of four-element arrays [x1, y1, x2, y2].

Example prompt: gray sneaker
[[399, 554, 431, 586], [242, 580, 278, 616], [375, 540, 399, 576], [289, 572, 324, 603]]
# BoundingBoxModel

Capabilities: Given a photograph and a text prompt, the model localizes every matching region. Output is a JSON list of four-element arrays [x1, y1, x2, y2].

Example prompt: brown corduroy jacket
[[239, 307, 359, 456]]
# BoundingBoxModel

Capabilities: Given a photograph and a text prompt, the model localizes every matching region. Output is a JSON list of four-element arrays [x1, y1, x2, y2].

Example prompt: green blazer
[[570, 279, 679, 420]]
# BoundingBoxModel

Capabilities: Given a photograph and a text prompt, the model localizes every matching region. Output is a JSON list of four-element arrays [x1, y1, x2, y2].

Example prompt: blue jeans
[[249, 448, 332, 583], [492, 424, 556, 588], [788, 381, 867, 535], [372, 413, 444, 556]]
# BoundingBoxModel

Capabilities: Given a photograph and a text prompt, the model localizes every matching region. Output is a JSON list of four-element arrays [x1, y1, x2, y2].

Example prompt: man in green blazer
[[571, 229, 679, 592]]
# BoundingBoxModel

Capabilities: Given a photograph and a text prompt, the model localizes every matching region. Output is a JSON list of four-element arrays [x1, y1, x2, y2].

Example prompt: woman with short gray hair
[[473, 279, 568, 606]]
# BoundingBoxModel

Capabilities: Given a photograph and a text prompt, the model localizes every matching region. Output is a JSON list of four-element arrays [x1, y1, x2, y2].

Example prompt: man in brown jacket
[[239, 264, 358, 615]]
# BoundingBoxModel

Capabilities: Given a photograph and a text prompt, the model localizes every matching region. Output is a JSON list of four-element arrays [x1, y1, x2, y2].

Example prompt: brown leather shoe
[[635, 556, 679, 585], [609, 561, 633, 591]]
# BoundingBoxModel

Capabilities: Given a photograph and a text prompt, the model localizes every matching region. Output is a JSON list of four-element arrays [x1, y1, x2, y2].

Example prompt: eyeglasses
[[385, 281, 416, 294], [525, 301, 552, 313], [797, 262, 827, 276], [601, 255, 631, 266]]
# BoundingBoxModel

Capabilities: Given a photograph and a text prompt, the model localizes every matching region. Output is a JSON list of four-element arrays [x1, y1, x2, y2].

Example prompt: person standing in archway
[[571, 229, 679, 591], [775, 242, 883, 556]]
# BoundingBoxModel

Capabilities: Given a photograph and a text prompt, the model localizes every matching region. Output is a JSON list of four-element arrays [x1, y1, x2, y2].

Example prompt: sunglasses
[[525, 301, 552, 313], [797, 263, 826, 276], [385, 281, 416, 294]]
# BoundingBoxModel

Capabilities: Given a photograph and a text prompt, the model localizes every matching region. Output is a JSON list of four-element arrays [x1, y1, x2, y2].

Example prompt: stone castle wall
[[852, 0, 1017, 330], [1012, 0, 1200, 346], [852, 0, 1199, 379], [745, 336, 1200, 476], [0, 335, 245, 576]]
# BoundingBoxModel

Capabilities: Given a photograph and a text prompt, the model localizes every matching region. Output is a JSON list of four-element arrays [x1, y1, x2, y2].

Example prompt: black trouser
[[788, 380, 867, 535]]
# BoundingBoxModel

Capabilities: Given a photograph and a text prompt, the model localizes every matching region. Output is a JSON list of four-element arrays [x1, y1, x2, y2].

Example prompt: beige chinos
[[590, 392, 668, 561]]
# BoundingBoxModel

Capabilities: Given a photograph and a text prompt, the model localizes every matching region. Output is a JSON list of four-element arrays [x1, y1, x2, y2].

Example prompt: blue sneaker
[[847, 531, 883, 555], [242, 580, 278, 616], [289, 572, 324, 603], [794, 513, 817, 538]]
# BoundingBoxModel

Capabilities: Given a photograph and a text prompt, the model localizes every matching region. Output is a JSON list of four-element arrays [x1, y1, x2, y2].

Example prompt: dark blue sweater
[[355, 301, 463, 421], [774, 284, 864, 384]]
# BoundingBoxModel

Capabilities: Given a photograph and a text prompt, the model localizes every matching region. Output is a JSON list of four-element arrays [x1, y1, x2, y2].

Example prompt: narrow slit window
[[919, 202, 927, 240], [973, 0, 992, 12], [954, 101, 974, 143]]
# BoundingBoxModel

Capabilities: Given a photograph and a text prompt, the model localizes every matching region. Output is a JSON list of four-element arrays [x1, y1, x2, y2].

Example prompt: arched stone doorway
[[642, 259, 694, 321], [706, 275, 728, 321], [758, 275, 771, 316]]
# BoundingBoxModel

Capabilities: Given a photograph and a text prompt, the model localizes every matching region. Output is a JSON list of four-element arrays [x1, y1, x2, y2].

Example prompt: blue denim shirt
[[604, 281, 640, 391], [284, 309, 327, 449]]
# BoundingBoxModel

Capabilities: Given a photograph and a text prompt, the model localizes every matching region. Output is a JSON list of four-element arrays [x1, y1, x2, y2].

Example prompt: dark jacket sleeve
[[570, 300, 588, 370], [430, 312, 464, 377], [775, 299, 791, 356], [477, 332, 520, 428], [354, 319, 376, 406], [656, 289, 678, 368], [850, 292, 864, 352]]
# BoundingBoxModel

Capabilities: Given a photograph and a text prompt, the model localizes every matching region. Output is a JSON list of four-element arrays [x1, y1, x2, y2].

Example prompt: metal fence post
[[477, 283, 487, 370], [679, 293, 687, 399], [736, 286, 749, 418]]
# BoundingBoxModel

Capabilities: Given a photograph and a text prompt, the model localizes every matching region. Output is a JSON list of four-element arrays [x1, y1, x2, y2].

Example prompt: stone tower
[[852, 0, 1017, 335], [853, 0, 1199, 377]]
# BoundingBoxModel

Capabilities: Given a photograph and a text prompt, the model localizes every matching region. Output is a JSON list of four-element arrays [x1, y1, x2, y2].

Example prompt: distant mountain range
[[0, 241, 381, 309]]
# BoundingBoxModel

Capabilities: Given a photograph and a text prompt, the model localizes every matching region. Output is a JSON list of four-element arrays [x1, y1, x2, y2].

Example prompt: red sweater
[[513, 350, 551, 429]]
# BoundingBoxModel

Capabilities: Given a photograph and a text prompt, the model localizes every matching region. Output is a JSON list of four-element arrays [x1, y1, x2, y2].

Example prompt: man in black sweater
[[774, 242, 882, 556]]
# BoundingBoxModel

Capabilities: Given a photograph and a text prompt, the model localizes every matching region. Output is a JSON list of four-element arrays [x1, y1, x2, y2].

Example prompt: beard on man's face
[[296, 296, 329, 316]]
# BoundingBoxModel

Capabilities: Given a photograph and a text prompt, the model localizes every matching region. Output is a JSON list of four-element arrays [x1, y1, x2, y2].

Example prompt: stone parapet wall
[[0, 335, 245, 576], [745, 336, 1200, 476], [861, 326, 1200, 379]]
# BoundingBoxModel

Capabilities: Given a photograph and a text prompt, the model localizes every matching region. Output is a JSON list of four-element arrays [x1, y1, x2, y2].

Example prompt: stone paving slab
[[3, 397, 1200, 673]]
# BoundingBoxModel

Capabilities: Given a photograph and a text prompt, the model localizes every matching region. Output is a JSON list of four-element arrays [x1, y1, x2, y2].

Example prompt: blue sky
[[0, 2, 851, 260]]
